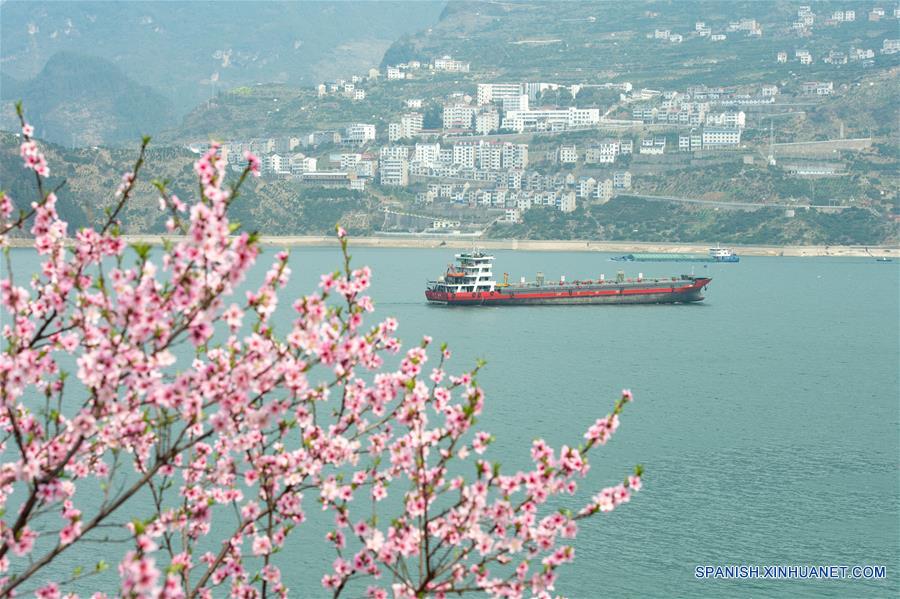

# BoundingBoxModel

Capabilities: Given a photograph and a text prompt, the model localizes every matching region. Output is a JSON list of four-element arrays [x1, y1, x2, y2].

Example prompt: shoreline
[[5, 235, 898, 257]]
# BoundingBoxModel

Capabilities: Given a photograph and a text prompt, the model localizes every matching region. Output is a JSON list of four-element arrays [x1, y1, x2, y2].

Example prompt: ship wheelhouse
[[428, 251, 496, 294]]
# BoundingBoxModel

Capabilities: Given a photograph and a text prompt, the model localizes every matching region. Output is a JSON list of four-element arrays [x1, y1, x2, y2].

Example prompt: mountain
[[0, 0, 446, 115], [1, 52, 177, 147], [379, 0, 899, 88]]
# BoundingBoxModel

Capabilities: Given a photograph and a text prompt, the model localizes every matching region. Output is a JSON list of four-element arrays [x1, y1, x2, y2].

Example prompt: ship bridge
[[429, 251, 497, 293]]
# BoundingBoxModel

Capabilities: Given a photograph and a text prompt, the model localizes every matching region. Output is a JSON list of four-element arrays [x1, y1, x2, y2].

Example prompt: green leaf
[[131, 242, 152, 260], [131, 519, 145, 535]]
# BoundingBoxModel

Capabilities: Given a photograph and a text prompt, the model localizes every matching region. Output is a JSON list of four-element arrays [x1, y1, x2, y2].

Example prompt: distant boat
[[610, 246, 740, 263], [875, 257, 892, 262], [708, 245, 740, 263]]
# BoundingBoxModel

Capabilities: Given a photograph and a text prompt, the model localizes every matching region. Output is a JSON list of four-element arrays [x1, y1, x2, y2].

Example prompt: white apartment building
[[640, 137, 667, 155], [503, 208, 522, 223], [289, 154, 317, 175], [406, 98, 423, 109], [558, 144, 578, 164], [501, 143, 528, 169], [344, 123, 376, 145], [777, 52, 788, 63], [443, 103, 477, 129], [475, 110, 500, 135], [340, 153, 362, 171], [501, 107, 600, 132], [401, 113, 424, 137], [702, 127, 742, 148], [262, 154, 289, 175], [380, 145, 410, 160], [414, 143, 441, 165], [386, 67, 405, 80], [379, 158, 408, 186], [388, 123, 403, 143], [475, 143, 503, 170], [476, 83, 524, 105], [433, 56, 470, 72], [801, 81, 834, 95], [452, 144, 476, 168], [883, 39, 900, 54], [706, 111, 746, 128], [502, 94, 530, 113], [577, 177, 596, 198]]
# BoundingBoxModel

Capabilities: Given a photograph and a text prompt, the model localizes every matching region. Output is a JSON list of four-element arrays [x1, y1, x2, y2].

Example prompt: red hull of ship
[[425, 278, 711, 305]]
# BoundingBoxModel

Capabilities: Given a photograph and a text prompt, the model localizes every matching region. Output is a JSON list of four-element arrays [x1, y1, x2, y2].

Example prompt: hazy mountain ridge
[[1, 1, 445, 112], [1, 52, 177, 147]]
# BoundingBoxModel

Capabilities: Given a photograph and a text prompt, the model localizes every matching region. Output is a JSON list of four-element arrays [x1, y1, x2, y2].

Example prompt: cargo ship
[[612, 245, 739, 263], [425, 251, 711, 306]]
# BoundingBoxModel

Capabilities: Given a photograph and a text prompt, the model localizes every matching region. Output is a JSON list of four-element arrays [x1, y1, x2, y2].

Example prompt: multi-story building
[[344, 123, 376, 145], [443, 103, 477, 130], [401, 113, 424, 137], [706, 111, 746, 128], [476, 143, 503, 171], [501, 143, 529, 169], [584, 144, 611, 164], [386, 67, 405, 80], [379, 158, 408, 186], [476, 83, 524, 105], [380, 145, 410, 160], [414, 143, 441, 165], [502, 94, 530, 113], [702, 127, 742, 148], [883, 39, 900, 54], [340, 153, 362, 171], [613, 171, 632, 190], [594, 178, 614, 204], [800, 81, 834, 95], [475, 110, 500, 135], [452, 144, 476, 168], [388, 123, 403, 143], [796, 50, 813, 64], [777, 51, 788, 63], [502, 107, 600, 132], [558, 144, 578, 164], [262, 154, 289, 176], [289, 153, 317, 175], [433, 56, 470, 72], [639, 136, 667, 155], [577, 177, 596, 198]]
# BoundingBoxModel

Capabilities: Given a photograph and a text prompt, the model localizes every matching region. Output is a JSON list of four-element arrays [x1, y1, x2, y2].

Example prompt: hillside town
[[183, 5, 900, 234]]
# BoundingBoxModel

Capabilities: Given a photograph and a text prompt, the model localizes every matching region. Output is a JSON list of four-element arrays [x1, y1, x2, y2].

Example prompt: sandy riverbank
[[6, 235, 899, 257]]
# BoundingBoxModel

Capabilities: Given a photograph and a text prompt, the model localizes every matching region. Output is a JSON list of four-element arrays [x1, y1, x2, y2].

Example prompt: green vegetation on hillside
[[490, 198, 895, 245]]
